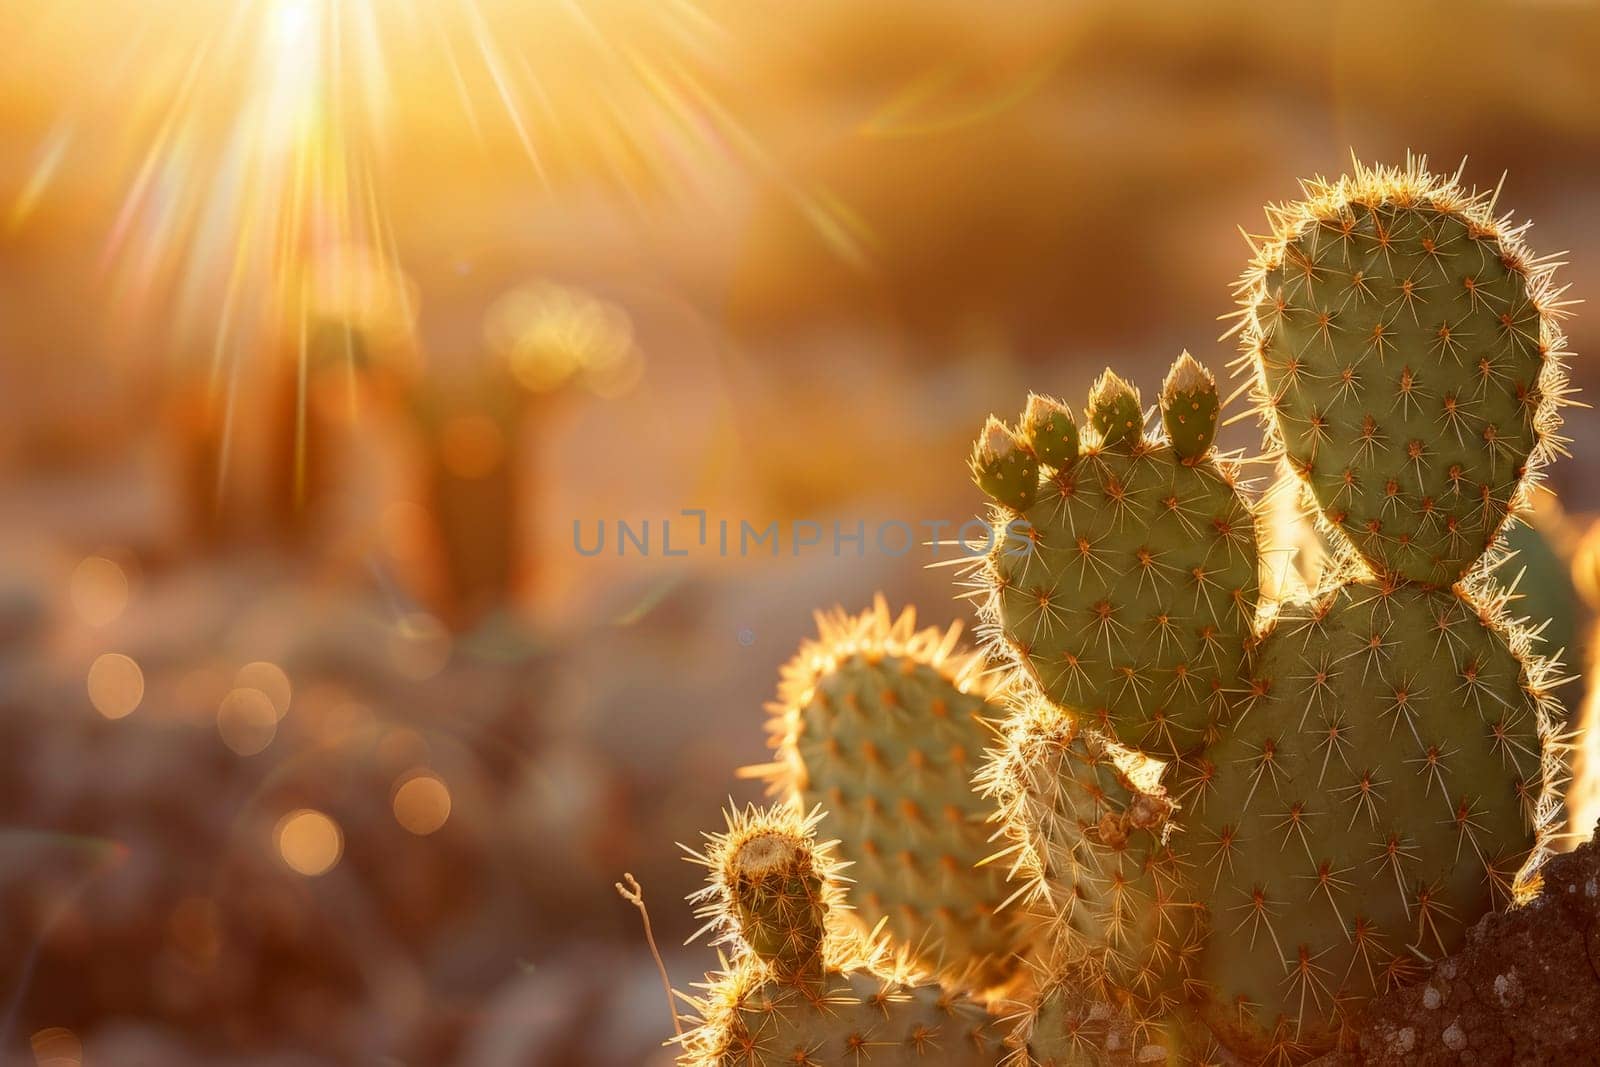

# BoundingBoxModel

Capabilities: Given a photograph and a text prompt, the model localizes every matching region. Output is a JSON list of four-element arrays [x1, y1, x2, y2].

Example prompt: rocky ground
[[1311, 828, 1600, 1066]]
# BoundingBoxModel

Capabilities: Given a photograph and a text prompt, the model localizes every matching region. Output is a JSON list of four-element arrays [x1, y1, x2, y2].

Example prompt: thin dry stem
[[616, 872, 682, 1039]]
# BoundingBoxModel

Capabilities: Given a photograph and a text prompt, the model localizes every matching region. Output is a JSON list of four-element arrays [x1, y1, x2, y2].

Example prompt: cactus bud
[[1160, 351, 1220, 460], [970, 416, 1039, 510], [1087, 369, 1143, 448], [1021, 392, 1080, 469]]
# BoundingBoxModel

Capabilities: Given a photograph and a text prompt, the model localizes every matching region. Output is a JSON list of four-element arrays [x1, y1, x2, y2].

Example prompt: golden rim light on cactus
[[682, 802, 851, 972], [747, 596, 1031, 992], [675, 802, 1007, 1067], [1229, 154, 1577, 588], [976, 694, 1199, 1056]]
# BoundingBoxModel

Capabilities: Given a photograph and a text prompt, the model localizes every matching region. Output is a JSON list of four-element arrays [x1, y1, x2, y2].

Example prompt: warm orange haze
[[2, 1, 1600, 1064]]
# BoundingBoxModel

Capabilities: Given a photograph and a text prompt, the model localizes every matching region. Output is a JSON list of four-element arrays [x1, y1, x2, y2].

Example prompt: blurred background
[[2, 1, 1599, 1064]]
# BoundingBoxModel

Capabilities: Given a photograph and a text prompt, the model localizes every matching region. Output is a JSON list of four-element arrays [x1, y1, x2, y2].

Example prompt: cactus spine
[[678, 804, 1006, 1066], [756, 598, 1029, 990]]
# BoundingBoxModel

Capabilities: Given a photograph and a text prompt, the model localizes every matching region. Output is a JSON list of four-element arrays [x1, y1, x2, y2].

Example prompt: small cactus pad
[[758, 598, 1028, 989], [1160, 352, 1220, 461], [971, 417, 1040, 511], [980, 701, 1201, 1023], [1023, 392, 1081, 469], [686, 804, 839, 984], [678, 804, 1005, 1066], [1237, 158, 1571, 584], [1172, 578, 1561, 1059], [1087, 369, 1144, 448], [970, 357, 1259, 755], [724, 830, 828, 981]]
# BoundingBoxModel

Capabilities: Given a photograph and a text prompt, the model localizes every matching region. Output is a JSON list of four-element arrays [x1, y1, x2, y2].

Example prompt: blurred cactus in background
[[414, 281, 641, 630]]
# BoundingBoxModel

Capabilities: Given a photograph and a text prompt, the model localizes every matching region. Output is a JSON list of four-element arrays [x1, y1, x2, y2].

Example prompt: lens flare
[[86, 652, 144, 719], [275, 808, 343, 876], [392, 771, 452, 835], [10, 0, 776, 494]]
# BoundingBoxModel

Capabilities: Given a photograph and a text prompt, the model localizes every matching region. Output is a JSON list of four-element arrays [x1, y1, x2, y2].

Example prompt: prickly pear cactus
[[678, 804, 1006, 1066], [1163, 158, 1572, 1061], [755, 598, 1027, 989], [1234, 158, 1572, 585], [970, 159, 1572, 1066], [968, 356, 1260, 758]]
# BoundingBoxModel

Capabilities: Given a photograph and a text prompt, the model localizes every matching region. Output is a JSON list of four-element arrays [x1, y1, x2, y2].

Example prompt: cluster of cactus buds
[[970, 354, 1258, 759], [659, 158, 1576, 1066]]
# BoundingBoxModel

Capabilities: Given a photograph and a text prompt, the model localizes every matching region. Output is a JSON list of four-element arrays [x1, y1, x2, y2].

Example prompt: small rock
[[1422, 985, 1441, 1010], [1443, 1021, 1468, 1051], [1494, 970, 1521, 1008]]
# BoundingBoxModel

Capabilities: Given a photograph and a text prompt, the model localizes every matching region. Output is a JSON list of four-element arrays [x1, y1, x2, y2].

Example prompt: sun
[[8, 0, 767, 495]]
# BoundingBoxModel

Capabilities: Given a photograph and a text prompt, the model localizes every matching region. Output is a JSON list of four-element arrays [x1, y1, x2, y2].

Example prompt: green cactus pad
[[759, 599, 1028, 989], [1023, 392, 1081, 470], [971, 360, 1260, 755], [687, 804, 842, 986], [1172, 578, 1560, 1060], [971, 417, 1041, 512], [1160, 352, 1220, 461], [1238, 159, 1570, 584], [980, 700, 1201, 1022]]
